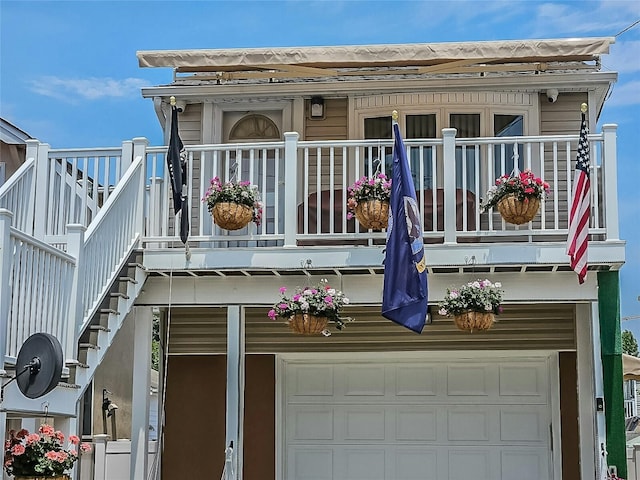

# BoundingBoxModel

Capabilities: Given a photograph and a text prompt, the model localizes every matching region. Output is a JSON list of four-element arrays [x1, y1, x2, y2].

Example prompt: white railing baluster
[[442, 129, 457, 244], [602, 125, 619, 240], [283, 132, 298, 247]]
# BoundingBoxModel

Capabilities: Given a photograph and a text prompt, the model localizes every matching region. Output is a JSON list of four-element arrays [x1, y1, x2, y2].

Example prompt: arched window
[[229, 114, 280, 141]]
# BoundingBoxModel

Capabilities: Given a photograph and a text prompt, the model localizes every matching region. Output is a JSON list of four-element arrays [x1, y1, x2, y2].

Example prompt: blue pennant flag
[[382, 121, 428, 333]]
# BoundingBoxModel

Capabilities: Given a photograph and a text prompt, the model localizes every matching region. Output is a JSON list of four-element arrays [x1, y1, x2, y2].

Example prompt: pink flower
[[80, 443, 92, 452], [45, 450, 58, 460], [15, 429, 28, 439], [69, 434, 80, 445], [278, 303, 288, 310], [279, 287, 287, 294], [267, 309, 277, 319], [11, 444, 25, 456], [69, 449, 78, 456], [39, 424, 55, 436], [55, 430, 65, 442], [324, 296, 333, 304], [26, 433, 40, 445]]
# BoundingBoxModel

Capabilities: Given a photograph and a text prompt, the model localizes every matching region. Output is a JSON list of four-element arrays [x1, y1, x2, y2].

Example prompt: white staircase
[[0, 138, 149, 417]]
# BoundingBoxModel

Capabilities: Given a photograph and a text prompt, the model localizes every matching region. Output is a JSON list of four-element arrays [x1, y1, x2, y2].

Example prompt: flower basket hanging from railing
[[347, 173, 391, 231], [453, 311, 495, 332], [212, 202, 253, 230], [354, 199, 389, 230], [496, 194, 540, 225], [288, 313, 329, 335], [481, 170, 549, 225], [203, 176, 263, 231]]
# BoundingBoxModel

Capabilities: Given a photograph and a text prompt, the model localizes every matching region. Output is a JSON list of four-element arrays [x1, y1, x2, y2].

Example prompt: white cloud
[[30, 76, 148, 102], [532, 1, 639, 36], [606, 80, 640, 106]]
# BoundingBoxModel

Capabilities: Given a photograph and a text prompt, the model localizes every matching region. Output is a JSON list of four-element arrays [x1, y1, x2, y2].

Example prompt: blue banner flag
[[382, 121, 428, 333]]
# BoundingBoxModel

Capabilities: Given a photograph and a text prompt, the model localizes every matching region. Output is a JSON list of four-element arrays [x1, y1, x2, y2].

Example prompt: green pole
[[598, 271, 626, 478]]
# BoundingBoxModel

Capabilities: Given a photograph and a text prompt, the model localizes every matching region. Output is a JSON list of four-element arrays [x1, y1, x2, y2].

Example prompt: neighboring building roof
[[137, 37, 614, 80], [0, 117, 33, 144], [624, 354, 640, 380]]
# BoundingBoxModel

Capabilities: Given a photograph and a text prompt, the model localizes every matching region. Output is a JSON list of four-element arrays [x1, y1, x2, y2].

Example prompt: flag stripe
[[566, 112, 590, 284]]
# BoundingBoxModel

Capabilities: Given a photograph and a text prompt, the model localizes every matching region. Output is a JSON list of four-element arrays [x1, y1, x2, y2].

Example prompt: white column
[[283, 132, 299, 248], [32, 142, 50, 239], [92, 434, 109, 480], [57, 416, 79, 480], [0, 209, 13, 374], [441, 128, 457, 244], [66, 224, 86, 364], [130, 307, 152, 480], [576, 302, 598, 480], [602, 124, 619, 241], [226, 306, 245, 480], [121, 140, 134, 172]]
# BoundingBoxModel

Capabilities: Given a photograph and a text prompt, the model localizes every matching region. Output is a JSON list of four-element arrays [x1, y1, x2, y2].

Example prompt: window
[[493, 114, 524, 176], [450, 113, 480, 192], [363, 114, 436, 189]]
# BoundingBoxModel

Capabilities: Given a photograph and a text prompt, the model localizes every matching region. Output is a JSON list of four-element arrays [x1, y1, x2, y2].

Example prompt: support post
[[121, 140, 134, 172], [0, 209, 13, 374], [92, 434, 109, 480], [66, 224, 86, 363], [32, 142, 50, 239], [598, 271, 626, 478], [602, 125, 619, 241], [226, 306, 245, 480], [441, 128, 457, 244], [130, 307, 152, 480], [283, 132, 299, 248], [132, 138, 149, 239]]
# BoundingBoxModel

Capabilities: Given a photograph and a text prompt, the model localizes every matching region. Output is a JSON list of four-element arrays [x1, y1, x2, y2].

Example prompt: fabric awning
[[624, 354, 640, 381], [137, 37, 614, 76]]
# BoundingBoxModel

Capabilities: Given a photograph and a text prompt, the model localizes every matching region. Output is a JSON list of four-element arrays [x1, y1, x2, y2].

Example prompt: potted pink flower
[[346, 173, 391, 230], [4, 424, 92, 479]]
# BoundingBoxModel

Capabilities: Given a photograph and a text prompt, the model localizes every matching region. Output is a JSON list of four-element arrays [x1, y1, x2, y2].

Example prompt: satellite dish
[[14, 333, 64, 399]]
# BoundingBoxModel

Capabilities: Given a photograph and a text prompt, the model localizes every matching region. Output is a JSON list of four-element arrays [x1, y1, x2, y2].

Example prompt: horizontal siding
[[355, 92, 535, 110], [167, 304, 576, 355], [304, 98, 349, 191]]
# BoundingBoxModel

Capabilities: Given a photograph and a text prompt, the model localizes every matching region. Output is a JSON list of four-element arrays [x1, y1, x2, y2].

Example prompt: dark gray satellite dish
[[10, 333, 64, 399]]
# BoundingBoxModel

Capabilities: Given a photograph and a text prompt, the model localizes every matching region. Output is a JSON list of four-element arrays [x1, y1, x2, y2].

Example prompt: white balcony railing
[[140, 127, 616, 248], [0, 127, 619, 251]]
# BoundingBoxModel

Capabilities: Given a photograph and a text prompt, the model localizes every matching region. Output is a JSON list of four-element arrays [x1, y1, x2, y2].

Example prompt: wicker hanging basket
[[453, 311, 495, 332], [212, 202, 253, 230], [496, 194, 540, 225], [354, 199, 389, 230], [288, 313, 329, 335]]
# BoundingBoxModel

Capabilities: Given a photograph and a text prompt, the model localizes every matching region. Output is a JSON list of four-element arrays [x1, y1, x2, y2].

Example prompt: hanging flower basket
[[496, 194, 540, 225], [288, 313, 329, 335], [268, 280, 352, 335], [453, 311, 495, 332], [212, 202, 253, 230], [438, 279, 504, 333], [354, 199, 389, 230], [16, 476, 70, 480], [481, 170, 549, 225]]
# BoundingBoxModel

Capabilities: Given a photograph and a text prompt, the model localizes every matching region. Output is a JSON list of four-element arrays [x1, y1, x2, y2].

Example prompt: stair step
[[119, 276, 138, 284], [79, 343, 99, 350], [100, 308, 120, 315], [128, 262, 145, 270], [90, 325, 111, 332], [110, 292, 130, 300], [57, 381, 81, 389]]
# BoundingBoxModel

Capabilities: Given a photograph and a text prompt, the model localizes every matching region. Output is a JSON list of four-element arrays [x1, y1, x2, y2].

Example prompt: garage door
[[283, 357, 552, 480]]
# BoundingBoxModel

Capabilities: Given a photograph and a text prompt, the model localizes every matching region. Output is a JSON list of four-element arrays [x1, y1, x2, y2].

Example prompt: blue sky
[[1, 0, 639, 327]]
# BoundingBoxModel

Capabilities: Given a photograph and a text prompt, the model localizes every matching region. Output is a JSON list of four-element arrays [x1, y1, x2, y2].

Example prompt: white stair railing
[[0, 209, 76, 368], [71, 150, 147, 343]]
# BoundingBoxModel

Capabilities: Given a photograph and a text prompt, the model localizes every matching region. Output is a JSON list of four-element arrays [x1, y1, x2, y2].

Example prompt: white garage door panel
[[284, 358, 552, 480]]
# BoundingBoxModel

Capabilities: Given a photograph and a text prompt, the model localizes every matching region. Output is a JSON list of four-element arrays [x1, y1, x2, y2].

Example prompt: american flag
[[566, 112, 591, 284]]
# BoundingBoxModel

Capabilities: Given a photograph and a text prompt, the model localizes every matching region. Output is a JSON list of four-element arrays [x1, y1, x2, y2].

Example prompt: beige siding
[[303, 98, 349, 193], [539, 92, 590, 230], [167, 304, 576, 355]]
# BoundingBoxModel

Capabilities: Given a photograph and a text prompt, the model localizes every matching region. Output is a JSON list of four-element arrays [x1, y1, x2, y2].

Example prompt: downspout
[[598, 271, 626, 478]]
